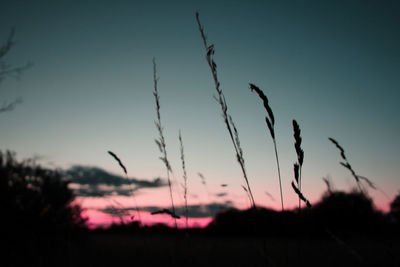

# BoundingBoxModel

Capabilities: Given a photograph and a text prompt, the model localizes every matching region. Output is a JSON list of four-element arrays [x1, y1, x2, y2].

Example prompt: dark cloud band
[[99, 202, 234, 218], [64, 165, 167, 197]]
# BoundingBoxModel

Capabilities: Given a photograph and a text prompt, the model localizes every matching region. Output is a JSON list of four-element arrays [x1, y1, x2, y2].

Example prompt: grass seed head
[[294, 163, 299, 184], [249, 83, 275, 126], [107, 151, 128, 176], [292, 120, 304, 166], [328, 137, 347, 160]]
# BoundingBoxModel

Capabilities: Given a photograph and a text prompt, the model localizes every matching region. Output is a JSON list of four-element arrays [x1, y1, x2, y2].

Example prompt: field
[[65, 232, 400, 267]]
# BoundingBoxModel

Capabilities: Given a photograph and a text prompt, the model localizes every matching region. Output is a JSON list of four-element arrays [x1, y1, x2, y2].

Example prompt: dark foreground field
[[3, 152, 400, 267], [3, 229, 400, 267], [65, 232, 399, 267]]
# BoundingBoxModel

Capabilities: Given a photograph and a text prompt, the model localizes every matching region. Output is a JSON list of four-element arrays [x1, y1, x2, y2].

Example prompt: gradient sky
[[1, 0, 399, 226]]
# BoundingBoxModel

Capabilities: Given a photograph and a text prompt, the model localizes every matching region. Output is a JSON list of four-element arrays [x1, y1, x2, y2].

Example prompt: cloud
[[69, 185, 133, 197], [63, 165, 167, 197], [98, 201, 234, 218], [185, 202, 233, 217]]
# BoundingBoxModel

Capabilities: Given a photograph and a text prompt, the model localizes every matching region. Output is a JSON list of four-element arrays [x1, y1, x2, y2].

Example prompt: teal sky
[[1, 0, 399, 213]]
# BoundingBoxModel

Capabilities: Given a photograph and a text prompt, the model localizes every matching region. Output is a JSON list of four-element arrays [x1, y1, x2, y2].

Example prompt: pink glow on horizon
[[80, 200, 390, 230], [76, 182, 393, 230], [79, 196, 391, 230], [82, 209, 213, 229]]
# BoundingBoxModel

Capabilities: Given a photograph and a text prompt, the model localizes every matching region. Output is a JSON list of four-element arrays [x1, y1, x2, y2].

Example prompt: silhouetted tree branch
[[0, 28, 33, 113], [0, 96, 22, 113]]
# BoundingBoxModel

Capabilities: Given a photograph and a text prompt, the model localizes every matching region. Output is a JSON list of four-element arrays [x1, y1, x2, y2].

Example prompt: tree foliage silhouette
[[0, 150, 86, 234], [390, 192, 400, 223]]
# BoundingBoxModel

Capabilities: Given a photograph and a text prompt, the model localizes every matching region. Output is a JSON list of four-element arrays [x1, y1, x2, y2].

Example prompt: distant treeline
[[101, 190, 400, 239]]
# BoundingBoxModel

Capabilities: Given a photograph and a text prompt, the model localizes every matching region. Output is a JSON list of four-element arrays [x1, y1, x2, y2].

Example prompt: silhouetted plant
[[249, 83, 284, 211], [0, 28, 33, 113], [152, 58, 177, 226], [107, 150, 141, 222], [197, 172, 212, 217], [0, 150, 86, 232], [328, 138, 376, 194], [208, 189, 390, 239], [390, 192, 400, 223], [179, 131, 189, 229], [0, 150, 87, 267], [313, 191, 381, 235], [196, 12, 255, 208], [322, 176, 334, 195], [198, 172, 207, 188], [291, 120, 311, 209]]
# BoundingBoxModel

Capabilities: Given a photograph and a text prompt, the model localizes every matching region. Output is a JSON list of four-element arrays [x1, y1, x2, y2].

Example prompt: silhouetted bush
[[207, 191, 393, 238], [0, 151, 86, 232], [208, 207, 313, 237], [312, 191, 386, 236], [0, 150, 87, 266], [390, 193, 400, 223]]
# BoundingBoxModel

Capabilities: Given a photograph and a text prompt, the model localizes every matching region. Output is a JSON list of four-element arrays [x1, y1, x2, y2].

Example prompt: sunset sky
[[1, 0, 399, 227]]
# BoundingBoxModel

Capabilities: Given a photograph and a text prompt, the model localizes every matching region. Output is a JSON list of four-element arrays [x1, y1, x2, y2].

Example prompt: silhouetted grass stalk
[[248, 83, 284, 211], [179, 131, 189, 229], [323, 176, 334, 194], [328, 137, 376, 194], [197, 172, 209, 197], [153, 58, 177, 227], [196, 12, 255, 208], [107, 151, 142, 222], [197, 172, 212, 217], [291, 120, 311, 208], [292, 120, 304, 209]]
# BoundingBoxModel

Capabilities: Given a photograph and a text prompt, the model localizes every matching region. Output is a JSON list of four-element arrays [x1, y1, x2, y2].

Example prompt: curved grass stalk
[[179, 131, 189, 229], [196, 12, 256, 208], [153, 58, 177, 228], [107, 151, 142, 222], [249, 83, 284, 211]]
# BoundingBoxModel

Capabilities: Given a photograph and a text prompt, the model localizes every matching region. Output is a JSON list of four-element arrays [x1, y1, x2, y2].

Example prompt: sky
[[1, 0, 399, 227]]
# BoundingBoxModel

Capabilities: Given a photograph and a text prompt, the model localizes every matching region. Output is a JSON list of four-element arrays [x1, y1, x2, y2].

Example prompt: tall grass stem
[[179, 131, 189, 229], [196, 12, 256, 208], [153, 58, 177, 228], [273, 139, 284, 211]]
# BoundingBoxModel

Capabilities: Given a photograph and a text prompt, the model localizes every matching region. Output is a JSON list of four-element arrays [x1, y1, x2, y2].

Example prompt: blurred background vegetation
[[0, 150, 87, 266]]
